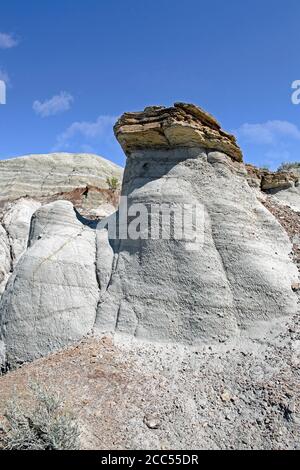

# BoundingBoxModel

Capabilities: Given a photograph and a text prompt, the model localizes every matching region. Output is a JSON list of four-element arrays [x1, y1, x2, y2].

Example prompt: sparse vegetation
[[106, 176, 119, 191], [277, 161, 300, 172], [0, 382, 80, 450]]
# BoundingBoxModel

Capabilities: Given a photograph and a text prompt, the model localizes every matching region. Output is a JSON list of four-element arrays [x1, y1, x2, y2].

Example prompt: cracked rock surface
[[0, 201, 99, 367], [0, 153, 122, 296]]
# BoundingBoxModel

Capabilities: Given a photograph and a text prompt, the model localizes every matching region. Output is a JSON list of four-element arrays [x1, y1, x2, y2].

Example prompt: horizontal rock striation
[[246, 164, 300, 211], [0, 153, 122, 206], [114, 103, 243, 162], [246, 164, 299, 191]]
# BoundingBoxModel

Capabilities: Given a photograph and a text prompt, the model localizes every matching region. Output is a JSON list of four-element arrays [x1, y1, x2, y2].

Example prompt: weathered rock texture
[[2, 199, 41, 267], [95, 104, 298, 343], [0, 199, 41, 294], [262, 196, 300, 273], [0, 153, 122, 365], [0, 104, 299, 368], [0, 153, 122, 295], [0, 225, 10, 295], [0, 201, 99, 366], [246, 164, 300, 211], [0, 152, 122, 210], [1, 328, 300, 450], [115, 103, 243, 162]]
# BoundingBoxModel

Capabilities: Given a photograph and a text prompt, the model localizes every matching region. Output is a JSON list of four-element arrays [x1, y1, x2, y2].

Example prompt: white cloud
[[233, 120, 300, 170], [33, 91, 74, 117], [264, 149, 292, 166], [234, 120, 300, 145], [53, 115, 117, 151], [0, 32, 18, 49]]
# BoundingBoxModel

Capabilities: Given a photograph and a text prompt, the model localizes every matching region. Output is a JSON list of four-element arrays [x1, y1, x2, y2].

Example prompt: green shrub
[[1, 382, 80, 450], [277, 161, 300, 172], [106, 176, 119, 191]]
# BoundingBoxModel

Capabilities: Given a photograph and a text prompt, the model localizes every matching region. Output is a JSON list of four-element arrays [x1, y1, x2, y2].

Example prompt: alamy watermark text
[[0, 79, 6, 104]]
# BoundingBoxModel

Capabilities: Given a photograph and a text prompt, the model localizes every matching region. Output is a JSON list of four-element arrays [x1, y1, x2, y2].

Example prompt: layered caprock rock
[[95, 103, 298, 343], [246, 164, 300, 211], [115, 102, 243, 162]]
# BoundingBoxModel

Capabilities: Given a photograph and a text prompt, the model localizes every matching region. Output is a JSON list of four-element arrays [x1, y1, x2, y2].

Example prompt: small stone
[[291, 282, 300, 291], [221, 390, 232, 402], [144, 415, 160, 429]]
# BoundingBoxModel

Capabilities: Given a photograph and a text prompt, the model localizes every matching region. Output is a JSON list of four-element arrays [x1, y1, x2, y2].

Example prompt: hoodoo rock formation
[[95, 104, 298, 342], [0, 104, 299, 368]]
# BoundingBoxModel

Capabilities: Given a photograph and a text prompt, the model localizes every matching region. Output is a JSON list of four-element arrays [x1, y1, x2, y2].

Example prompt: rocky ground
[[0, 318, 299, 450]]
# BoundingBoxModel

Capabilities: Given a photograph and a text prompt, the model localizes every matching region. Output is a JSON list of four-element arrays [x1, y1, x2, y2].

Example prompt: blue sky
[[0, 0, 300, 169]]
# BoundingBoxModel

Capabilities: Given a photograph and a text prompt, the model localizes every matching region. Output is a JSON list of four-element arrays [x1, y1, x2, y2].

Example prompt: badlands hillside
[[0, 153, 122, 295], [0, 103, 299, 449]]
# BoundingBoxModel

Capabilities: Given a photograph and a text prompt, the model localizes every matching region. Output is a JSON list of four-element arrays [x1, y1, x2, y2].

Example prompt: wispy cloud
[[33, 91, 74, 117], [0, 32, 18, 49], [234, 120, 300, 170], [53, 115, 117, 151], [234, 120, 300, 145]]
